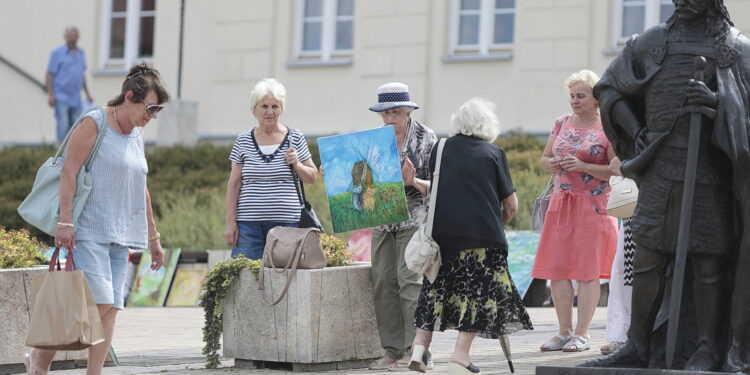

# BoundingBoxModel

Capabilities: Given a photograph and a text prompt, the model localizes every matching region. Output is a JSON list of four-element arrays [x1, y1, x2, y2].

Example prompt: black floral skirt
[[414, 247, 533, 339]]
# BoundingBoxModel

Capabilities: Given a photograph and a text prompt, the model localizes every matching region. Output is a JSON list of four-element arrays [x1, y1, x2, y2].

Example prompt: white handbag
[[606, 176, 639, 218], [405, 138, 446, 283]]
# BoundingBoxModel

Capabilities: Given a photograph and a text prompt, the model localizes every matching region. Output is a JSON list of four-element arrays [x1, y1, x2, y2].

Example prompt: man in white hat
[[367, 82, 437, 370]]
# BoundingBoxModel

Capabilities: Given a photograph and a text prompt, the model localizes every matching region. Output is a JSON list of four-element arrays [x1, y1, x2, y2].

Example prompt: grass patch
[[327, 182, 409, 233]]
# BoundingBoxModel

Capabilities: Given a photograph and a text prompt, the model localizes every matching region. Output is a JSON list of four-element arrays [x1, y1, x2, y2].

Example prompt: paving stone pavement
[[47, 307, 610, 375]]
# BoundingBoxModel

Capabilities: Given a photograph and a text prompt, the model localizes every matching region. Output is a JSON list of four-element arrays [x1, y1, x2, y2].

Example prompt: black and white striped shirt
[[229, 127, 312, 222]]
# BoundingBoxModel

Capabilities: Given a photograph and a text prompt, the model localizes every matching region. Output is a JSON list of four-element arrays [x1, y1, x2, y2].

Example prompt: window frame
[[449, 0, 516, 56], [98, 0, 156, 71], [612, 0, 673, 46], [293, 0, 354, 62]]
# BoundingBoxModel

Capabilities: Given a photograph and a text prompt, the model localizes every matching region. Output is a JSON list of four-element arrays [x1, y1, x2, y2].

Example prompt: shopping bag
[[26, 248, 105, 350]]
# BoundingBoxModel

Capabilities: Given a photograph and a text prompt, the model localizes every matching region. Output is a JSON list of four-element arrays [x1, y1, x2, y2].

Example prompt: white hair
[[250, 78, 286, 110], [64, 26, 78, 34], [564, 69, 600, 93], [449, 98, 500, 142]]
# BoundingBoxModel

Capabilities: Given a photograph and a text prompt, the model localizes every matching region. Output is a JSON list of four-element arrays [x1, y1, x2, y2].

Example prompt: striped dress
[[229, 127, 311, 223]]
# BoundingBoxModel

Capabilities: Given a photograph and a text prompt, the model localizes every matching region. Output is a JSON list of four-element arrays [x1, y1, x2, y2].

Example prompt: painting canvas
[[318, 127, 410, 233], [505, 230, 541, 298], [126, 248, 181, 307], [165, 266, 208, 307]]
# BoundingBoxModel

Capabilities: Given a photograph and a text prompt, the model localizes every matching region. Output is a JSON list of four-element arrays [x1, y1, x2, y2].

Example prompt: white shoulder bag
[[606, 176, 639, 218], [405, 138, 446, 283]]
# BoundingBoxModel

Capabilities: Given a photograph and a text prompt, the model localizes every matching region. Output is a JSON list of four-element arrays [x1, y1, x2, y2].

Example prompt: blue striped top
[[75, 108, 149, 248], [229, 127, 312, 222]]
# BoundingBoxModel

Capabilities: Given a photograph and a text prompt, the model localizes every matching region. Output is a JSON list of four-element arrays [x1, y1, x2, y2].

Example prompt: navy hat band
[[378, 92, 411, 103]]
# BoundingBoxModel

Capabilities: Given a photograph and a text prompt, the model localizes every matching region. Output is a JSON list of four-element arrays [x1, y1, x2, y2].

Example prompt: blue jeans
[[232, 221, 299, 260], [54, 101, 81, 143]]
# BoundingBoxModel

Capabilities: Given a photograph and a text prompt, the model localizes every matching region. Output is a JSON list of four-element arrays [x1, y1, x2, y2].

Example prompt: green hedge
[[494, 132, 547, 230], [0, 144, 234, 249], [0, 133, 547, 249], [0, 145, 56, 242]]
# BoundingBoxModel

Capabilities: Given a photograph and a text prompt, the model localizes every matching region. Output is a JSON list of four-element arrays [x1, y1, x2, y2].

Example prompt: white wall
[[3, 0, 750, 144]]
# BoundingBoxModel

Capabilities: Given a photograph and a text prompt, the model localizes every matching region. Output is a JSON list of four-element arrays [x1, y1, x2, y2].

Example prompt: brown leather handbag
[[258, 226, 326, 305]]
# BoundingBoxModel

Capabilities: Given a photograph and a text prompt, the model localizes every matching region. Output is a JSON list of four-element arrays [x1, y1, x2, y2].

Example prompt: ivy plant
[[200, 233, 351, 368]]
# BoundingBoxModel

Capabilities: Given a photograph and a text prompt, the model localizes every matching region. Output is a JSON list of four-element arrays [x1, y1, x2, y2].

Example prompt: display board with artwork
[[126, 248, 181, 307], [165, 266, 208, 307]]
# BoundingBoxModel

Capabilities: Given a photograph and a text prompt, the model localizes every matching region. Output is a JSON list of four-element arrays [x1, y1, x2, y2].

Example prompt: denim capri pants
[[72, 241, 130, 309], [232, 221, 298, 260]]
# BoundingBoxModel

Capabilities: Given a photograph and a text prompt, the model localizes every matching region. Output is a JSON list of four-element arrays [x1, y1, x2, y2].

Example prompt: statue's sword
[[666, 56, 716, 369]]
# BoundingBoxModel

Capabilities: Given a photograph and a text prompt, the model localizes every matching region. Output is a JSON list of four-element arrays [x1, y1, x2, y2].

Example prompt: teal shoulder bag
[[17, 106, 108, 235]]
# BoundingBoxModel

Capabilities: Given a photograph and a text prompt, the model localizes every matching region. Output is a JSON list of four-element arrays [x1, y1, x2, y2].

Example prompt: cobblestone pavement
[[49, 307, 610, 375]]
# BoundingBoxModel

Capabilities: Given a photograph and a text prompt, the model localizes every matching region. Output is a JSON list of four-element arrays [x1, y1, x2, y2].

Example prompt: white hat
[[369, 82, 420, 112]]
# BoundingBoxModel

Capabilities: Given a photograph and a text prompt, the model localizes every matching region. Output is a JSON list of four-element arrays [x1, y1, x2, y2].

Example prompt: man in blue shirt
[[46, 26, 94, 144]]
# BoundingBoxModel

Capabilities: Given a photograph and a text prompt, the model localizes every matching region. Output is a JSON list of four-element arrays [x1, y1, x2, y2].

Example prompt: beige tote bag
[[26, 248, 105, 350]]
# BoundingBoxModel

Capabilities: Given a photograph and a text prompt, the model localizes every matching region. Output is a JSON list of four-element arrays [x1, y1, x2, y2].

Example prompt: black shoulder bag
[[290, 166, 324, 231]]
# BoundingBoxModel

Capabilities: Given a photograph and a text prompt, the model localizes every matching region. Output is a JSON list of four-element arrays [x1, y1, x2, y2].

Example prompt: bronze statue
[[581, 0, 750, 371]]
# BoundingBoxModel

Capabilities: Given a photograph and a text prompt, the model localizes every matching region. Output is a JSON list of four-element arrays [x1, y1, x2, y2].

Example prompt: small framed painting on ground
[[126, 248, 182, 307]]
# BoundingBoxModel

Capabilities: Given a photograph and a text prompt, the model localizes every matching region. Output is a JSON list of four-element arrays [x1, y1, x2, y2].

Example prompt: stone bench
[[0, 267, 88, 374], [222, 263, 382, 372]]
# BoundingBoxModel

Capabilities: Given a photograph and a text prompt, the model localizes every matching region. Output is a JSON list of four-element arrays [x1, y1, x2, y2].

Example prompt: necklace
[[250, 127, 289, 163], [114, 105, 143, 138]]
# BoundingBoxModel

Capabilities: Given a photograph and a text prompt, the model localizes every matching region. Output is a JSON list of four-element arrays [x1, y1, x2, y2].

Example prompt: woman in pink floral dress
[[532, 69, 618, 353]]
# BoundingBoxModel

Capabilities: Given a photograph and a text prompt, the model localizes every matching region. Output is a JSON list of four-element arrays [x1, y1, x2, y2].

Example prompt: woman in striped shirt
[[224, 78, 318, 259]]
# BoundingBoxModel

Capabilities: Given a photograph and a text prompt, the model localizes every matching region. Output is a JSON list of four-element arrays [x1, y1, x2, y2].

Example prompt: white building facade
[[2, 0, 750, 144]]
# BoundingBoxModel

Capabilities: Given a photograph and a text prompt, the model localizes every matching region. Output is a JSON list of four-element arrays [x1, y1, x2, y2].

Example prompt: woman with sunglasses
[[25, 63, 169, 375]]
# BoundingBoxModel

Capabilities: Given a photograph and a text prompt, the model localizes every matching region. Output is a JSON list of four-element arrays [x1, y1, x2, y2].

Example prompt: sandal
[[447, 362, 481, 374], [562, 334, 591, 352], [369, 354, 399, 370], [600, 341, 624, 355], [540, 333, 571, 352]]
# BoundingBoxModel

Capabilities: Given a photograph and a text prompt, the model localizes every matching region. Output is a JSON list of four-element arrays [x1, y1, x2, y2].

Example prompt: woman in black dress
[[408, 98, 533, 375]]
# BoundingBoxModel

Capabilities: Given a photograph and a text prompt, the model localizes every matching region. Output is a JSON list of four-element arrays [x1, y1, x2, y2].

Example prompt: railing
[[0, 54, 45, 92]]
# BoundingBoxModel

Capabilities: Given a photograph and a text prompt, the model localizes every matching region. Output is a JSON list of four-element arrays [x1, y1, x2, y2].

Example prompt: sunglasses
[[143, 102, 165, 115]]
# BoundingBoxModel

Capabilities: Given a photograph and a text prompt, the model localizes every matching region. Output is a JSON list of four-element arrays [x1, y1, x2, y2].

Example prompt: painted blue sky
[[318, 127, 402, 197]]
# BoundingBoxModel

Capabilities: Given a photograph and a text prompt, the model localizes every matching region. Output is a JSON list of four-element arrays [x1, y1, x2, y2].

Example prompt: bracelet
[[148, 232, 161, 241], [56, 222, 75, 228]]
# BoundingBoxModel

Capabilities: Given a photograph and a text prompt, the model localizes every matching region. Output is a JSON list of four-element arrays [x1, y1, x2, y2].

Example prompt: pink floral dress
[[531, 115, 618, 281]]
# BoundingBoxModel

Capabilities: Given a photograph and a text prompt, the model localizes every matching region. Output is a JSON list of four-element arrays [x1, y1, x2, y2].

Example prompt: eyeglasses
[[143, 102, 164, 115]]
